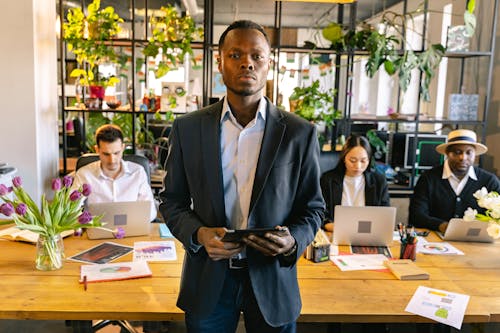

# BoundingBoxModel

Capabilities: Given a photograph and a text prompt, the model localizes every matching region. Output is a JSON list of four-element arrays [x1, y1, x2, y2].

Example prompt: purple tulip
[[82, 183, 92, 197], [78, 210, 93, 224], [0, 203, 14, 216], [0, 184, 8, 196], [51, 178, 62, 191], [12, 177, 22, 188], [15, 203, 27, 216], [69, 190, 82, 201], [63, 175, 73, 188], [114, 227, 126, 239]]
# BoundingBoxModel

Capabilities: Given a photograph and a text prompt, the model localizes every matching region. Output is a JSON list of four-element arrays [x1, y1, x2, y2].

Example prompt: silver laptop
[[436, 218, 494, 243], [333, 206, 397, 246], [86, 201, 151, 239]]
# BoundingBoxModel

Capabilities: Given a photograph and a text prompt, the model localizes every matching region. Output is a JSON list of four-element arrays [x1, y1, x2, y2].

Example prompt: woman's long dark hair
[[334, 134, 373, 174]]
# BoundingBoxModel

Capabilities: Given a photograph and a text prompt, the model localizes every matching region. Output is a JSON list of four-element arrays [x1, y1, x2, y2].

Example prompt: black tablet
[[221, 228, 287, 243]]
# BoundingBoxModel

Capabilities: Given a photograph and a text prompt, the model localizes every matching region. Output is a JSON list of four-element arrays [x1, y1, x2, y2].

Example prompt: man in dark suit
[[159, 20, 324, 333], [409, 129, 500, 232]]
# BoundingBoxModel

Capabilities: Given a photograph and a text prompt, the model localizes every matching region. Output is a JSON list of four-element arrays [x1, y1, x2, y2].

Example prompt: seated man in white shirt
[[73, 124, 157, 222], [71, 124, 163, 333]]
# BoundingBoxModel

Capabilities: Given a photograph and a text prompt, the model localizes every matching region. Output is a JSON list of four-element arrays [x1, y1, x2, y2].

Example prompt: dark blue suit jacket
[[159, 98, 324, 326]]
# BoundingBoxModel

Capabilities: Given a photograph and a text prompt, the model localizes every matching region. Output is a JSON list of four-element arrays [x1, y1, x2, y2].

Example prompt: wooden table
[[0, 225, 497, 325]]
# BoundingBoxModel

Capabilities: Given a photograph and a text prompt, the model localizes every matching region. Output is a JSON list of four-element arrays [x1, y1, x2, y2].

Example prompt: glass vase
[[35, 234, 64, 271]]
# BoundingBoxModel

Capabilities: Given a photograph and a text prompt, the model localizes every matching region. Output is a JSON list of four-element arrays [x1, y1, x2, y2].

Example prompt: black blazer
[[159, 98, 325, 326], [409, 165, 500, 230], [320, 168, 390, 223]]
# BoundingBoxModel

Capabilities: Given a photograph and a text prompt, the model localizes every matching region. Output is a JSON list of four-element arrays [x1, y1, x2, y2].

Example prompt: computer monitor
[[388, 132, 407, 169], [404, 134, 447, 170]]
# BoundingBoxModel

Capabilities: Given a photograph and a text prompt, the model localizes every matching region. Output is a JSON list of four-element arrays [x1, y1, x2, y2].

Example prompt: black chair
[[66, 117, 87, 157], [319, 150, 340, 174], [76, 153, 151, 184]]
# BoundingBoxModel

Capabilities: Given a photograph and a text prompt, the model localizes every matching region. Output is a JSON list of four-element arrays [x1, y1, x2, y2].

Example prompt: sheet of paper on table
[[405, 286, 470, 329]]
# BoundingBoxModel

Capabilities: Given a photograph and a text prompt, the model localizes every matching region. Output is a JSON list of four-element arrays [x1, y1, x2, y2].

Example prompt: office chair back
[[75, 153, 151, 183]]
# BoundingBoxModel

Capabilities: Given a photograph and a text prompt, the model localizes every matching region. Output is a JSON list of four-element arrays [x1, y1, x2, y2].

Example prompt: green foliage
[[289, 80, 341, 126], [85, 113, 153, 152], [142, 5, 203, 79], [320, 5, 453, 102], [63, 0, 124, 87]]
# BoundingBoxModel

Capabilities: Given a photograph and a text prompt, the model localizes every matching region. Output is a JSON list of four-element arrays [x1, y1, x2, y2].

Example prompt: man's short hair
[[95, 124, 123, 146], [218, 20, 270, 49]]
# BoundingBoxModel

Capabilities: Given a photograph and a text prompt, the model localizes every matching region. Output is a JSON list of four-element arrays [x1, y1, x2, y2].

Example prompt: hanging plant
[[320, 6, 447, 103], [142, 6, 203, 79], [63, 0, 123, 88]]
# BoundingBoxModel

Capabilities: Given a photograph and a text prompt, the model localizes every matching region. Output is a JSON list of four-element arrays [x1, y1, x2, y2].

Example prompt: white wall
[[0, 0, 58, 200]]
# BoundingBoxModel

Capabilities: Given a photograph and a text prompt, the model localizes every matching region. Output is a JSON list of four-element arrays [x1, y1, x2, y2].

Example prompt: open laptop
[[333, 206, 397, 246], [436, 218, 494, 243], [86, 201, 151, 239]]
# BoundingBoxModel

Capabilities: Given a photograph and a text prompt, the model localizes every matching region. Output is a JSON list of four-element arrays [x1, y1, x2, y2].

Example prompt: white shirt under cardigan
[[341, 174, 366, 207], [72, 160, 157, 221], [442, 159, 478, 196]]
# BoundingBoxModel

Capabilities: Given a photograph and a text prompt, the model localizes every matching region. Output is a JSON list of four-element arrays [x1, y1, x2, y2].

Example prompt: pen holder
[[400, 241, 417, 261]]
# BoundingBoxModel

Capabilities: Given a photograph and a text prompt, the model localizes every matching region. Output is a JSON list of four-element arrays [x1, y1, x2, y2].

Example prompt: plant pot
[[89, 85, 105, 99]]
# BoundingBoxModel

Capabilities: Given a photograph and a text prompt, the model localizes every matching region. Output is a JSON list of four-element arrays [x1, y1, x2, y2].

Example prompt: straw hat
[[435, 129, 488, 155]]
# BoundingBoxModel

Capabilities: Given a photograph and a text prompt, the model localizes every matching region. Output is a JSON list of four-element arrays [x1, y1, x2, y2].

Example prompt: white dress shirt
[[73, 160, 157, 221], [220, 97, 266, 230], [442, 159, 478, 196]]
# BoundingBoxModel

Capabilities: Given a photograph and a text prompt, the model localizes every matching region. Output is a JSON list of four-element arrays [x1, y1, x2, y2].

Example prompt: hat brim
[[436, 141, 488, 155]]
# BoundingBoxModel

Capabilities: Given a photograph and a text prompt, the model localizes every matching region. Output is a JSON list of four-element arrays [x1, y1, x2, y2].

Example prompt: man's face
[[217, 28, 271, 98], [95, 139, 124, 175], [446, 144, 476, 178]]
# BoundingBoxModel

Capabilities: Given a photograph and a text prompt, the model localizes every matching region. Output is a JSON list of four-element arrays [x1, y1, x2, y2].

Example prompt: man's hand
[[197, 227, 243, 260], [243, 226, 296, 257]]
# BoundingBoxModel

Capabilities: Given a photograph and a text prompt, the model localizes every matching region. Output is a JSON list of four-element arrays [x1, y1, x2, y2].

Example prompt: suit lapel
[[249, 102, 286, 216], [201, 101, 226, 226]]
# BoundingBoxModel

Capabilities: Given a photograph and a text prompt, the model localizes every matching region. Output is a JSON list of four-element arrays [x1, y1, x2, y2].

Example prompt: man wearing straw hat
[[409, 129, 500, 232]]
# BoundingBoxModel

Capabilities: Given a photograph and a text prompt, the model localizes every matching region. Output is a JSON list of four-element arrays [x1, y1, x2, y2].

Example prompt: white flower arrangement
[[463, 187, 500, 239]]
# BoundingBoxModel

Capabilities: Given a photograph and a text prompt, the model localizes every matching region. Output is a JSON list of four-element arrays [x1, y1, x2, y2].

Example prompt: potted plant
[[321, 10, 446, 103], [142, 5, 203, 79], [63, 0, 123, 95], [289, 80, 342, 148]]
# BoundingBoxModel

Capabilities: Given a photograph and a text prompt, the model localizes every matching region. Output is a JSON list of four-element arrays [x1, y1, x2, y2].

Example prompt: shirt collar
[[442, 159, 477, 180], [220, 97, 267, 126], [97, 160, 128, 179]]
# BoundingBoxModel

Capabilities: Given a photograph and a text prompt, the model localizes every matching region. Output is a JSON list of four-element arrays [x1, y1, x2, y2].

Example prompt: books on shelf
[[0, 226, 73, 244], [384, 259, 430, 280]]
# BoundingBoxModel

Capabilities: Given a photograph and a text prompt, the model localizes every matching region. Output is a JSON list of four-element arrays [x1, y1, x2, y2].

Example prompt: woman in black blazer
[[320, 134, 390, 231]]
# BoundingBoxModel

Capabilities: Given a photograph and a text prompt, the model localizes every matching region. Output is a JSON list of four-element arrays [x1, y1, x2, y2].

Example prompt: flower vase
[[35, 234, 64, 271]]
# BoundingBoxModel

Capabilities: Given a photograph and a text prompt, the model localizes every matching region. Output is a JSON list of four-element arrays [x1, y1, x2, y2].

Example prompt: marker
[[337, 258, 348, 266], [83, 275, 88, 291]]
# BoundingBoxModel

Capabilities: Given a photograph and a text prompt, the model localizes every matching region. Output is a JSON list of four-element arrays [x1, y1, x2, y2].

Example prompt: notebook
[[333, 206, 397, 246], [436, 218, 494, 243], [86, 201, 151, 239]]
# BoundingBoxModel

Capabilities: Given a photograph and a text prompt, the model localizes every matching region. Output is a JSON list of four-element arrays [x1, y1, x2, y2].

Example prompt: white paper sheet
[[133, 241, 177, 261], [416, 242, 464, 255], [330, 254, 387, 271], [405, 286, 470, 329]]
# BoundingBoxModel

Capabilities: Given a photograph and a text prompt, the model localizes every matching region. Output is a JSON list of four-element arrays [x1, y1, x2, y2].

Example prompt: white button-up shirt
[[442, 159, 477, 195], [73, 160, 157, 221], [220, 97, 266, 230]]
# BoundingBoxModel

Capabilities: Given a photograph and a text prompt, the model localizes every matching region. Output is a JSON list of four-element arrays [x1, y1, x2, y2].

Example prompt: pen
[[83, 275, 87, 291]]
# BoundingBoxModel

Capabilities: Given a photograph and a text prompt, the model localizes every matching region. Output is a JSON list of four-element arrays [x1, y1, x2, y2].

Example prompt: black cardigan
[[409, 165, 500, 230], [320, 168, 390, 223]]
